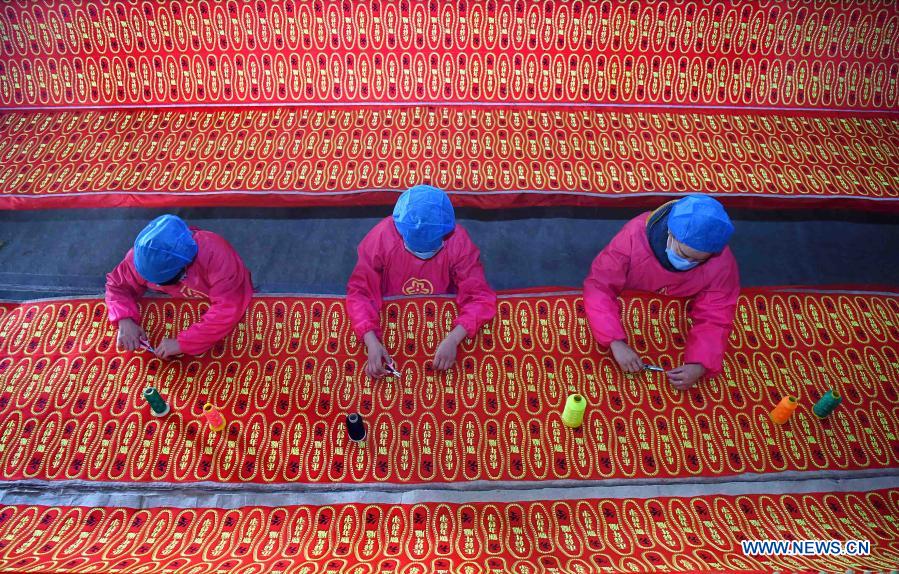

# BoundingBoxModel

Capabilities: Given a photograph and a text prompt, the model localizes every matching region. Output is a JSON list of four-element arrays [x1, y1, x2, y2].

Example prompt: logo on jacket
[[403, 278, 434, 295], [180, 285, 208, 299]]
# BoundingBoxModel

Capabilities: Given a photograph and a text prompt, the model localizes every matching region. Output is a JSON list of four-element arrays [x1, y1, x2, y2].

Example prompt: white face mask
[[666, 235, 701, 271], [405, 241, 444, 260]]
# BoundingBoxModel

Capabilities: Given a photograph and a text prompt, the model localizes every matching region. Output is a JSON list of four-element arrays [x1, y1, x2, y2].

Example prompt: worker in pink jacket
[[584, 194, 739, 390], [106, 214, 253, 359], [347, 185, 497, 377]]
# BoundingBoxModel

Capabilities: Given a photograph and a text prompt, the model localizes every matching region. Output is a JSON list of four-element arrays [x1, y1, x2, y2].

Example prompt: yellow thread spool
[[202, 403, 226, 432], [770, 395, 798, 425], [562, 394, 587, 428]]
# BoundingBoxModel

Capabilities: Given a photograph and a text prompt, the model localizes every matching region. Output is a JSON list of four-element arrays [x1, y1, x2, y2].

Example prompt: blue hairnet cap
[[133, 215, 198, 284], [392, 185, 456, 252], [667, 194, 734, 253]]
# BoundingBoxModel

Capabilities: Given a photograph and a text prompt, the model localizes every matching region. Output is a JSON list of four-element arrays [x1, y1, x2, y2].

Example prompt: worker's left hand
[[434, 325, 467, 371], [153, 338, 182, 360], [434, 337, 459, 371], [666, 363, 706, 390]]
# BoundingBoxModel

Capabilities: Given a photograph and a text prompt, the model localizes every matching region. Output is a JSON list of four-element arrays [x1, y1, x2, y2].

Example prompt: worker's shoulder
[[714, 246, 739, 272], [357, 217, 400, 256], [374, 216, 395, 232], [702, 247, 740, 286], [363, 217, 399, 242], [193, 229, 232, 248], [450, 222, 471, 239], [627, 211, 653, 228], [442, 224, 480, 263], [606, 212, 651, 244], [193, 229, 243, 262], [446, 223, 475, 248]]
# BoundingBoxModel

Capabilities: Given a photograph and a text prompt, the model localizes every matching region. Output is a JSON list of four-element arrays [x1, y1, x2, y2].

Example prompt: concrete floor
[[1, 206, 897, 300]]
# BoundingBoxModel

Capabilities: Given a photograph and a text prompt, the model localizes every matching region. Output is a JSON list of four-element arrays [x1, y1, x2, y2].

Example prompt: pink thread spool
[[202, 403, 226, 432]]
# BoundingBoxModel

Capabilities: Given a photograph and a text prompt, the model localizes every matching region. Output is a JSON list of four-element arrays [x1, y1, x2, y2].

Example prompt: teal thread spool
[[813, 390, 842, 419], [143, 386, 170, 417]]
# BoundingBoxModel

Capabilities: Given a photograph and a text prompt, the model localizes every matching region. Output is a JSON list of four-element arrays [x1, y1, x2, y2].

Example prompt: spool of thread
[[770, 395, 799, 425], [346, 413, 366, 442], [562, 394, 587, 428], [813, 390, 842, 419], [143, 387, 170, 417], [202, 403, 226, 432]]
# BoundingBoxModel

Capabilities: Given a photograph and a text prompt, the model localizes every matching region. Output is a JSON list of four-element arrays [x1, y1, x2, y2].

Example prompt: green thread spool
[[143, 387, 170, 417], [813, 390, 842, 419], [562, 394, 587, 428]]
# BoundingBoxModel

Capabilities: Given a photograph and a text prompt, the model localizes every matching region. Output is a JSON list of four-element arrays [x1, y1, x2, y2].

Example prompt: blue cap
[[133, 215, 198, 284], [392, 185, 456, 252], [667, 194, 734, 253]]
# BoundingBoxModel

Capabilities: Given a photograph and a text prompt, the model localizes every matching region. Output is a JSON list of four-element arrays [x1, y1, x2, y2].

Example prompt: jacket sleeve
[[683, 256, 740, 376], [582, 225, 633, 347], [346, 231, 384, 339], [450, 234, 497, 338], [176, 247, 253, 356], [105, 250, 148, 324]]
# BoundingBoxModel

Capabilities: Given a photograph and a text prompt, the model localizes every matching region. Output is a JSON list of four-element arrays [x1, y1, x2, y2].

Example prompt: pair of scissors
[[139, 338, 156, 354], [642, 363, 665, 373], [384, 359, 401, 378]]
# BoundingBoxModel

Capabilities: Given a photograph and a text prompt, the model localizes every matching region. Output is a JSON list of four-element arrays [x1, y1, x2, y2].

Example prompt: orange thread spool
[[770, 396, 799, 425], [202, 403, 226, 432]]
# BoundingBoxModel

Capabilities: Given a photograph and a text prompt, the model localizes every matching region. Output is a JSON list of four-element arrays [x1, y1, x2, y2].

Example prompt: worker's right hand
[[363, 334, 390, 379], [610, 340, 643, 373], [116, 318, 147, 351]]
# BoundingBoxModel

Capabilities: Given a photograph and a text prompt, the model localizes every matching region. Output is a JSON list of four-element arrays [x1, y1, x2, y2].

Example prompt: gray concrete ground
[[1, 206, 897, 299]]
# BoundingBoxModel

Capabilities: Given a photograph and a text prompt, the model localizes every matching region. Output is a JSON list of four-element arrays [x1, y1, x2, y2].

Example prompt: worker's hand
[[434, 338, 458, 371], [610, 340, 643, 373], [117, 318, 147, 351], [434, 325, 467, 371], [434, 338, 459, 371], [363, 332, 390, 379], [667, 363, 706, 390], [153, 338, 182, 360]]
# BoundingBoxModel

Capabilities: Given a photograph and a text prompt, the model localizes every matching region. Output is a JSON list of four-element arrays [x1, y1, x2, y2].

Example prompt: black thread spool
[[346, 413, 366, 442]]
